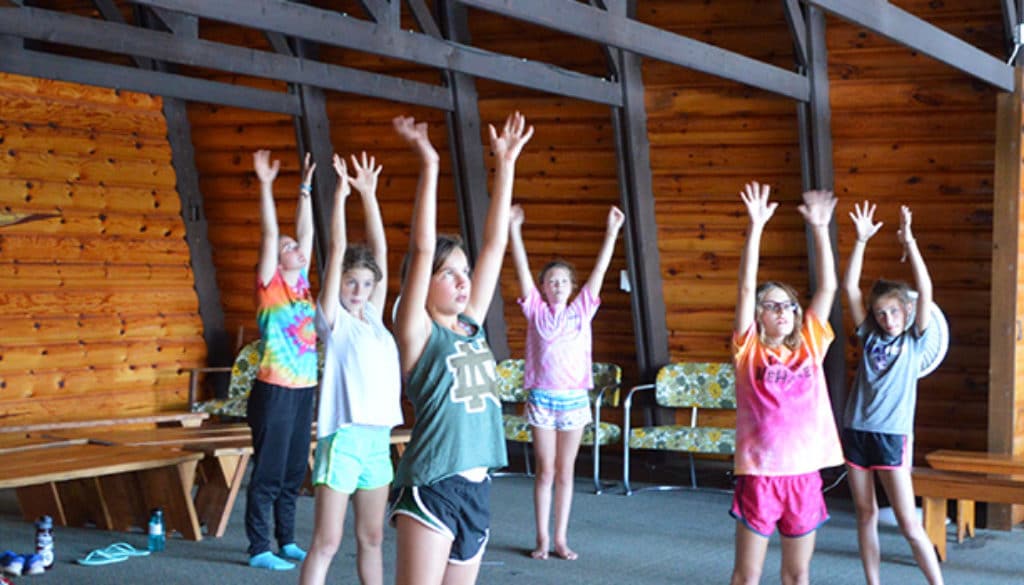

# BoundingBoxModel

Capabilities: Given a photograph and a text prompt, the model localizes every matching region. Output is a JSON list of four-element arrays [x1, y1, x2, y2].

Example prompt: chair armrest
[[592, 382, 621, 408], [623, 383, 655, 411], [187, 366, 234, 407]]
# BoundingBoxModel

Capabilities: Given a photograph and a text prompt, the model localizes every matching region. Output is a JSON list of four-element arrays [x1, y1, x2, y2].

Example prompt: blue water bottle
[[147, 508, 165, 552]]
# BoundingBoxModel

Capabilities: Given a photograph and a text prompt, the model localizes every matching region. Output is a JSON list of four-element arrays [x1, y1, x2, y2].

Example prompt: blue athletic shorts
[[312, 425, 393, 494], [389, 474, 491, 564]]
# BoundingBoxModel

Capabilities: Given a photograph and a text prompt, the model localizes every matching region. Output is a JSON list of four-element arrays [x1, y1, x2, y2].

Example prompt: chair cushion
[[504, 414, 533, 442], [495, 359, 529, 403], [655, 362, 736, 409], [582, 421, 622, 446], [628, 425, 736, 455]]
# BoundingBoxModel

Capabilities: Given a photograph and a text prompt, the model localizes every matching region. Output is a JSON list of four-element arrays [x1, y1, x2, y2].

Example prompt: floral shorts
[[526, 389, 592, 431]]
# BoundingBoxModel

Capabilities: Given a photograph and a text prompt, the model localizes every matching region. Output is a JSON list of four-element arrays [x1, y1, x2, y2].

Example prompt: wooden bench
[[912, 467, 1024, 561], [43, 424, 253, 538], [0, 411, 210, 433], [0, 443, 204, 541]]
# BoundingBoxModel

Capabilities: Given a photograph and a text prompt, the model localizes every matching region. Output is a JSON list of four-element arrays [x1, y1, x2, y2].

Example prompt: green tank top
[[394, 315, 508, 487]]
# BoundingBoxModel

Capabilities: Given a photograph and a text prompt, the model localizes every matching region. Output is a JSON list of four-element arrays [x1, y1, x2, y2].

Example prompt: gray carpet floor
[[1, 473, 1022, 584]]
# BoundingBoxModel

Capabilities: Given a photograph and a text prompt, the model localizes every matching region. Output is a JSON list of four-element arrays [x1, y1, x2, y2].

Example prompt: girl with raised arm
[[388, 113, 532, 585], [300, 152, 403, 585], [508, 204, 624, 561], [730, 182, 844, 585], [246, 151, 318, 571], [842, 202, 944, 585]]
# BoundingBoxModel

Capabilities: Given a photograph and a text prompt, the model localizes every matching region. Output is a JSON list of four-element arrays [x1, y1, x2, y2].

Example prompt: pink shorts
[[729, 472, 829, 537]]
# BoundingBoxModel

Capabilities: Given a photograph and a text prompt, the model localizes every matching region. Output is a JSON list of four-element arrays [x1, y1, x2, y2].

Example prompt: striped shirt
[[519, 287, 600, 392]]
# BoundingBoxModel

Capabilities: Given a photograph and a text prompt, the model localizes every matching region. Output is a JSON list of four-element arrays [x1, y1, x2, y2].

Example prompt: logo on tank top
[[446, 340, 500, 413]]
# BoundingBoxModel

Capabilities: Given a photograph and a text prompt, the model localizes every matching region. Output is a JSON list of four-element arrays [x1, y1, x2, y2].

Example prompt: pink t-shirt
[[732, 310, 844, 476], [519, 287, 600, 391]]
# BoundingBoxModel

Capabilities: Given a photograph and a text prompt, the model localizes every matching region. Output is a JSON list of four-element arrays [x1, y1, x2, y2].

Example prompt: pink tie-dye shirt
[[732, 310, 844, 476], [519, 287, 600, 391]]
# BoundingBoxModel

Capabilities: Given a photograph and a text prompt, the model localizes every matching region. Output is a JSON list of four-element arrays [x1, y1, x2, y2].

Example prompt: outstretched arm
[[899, 205, 933, 332], [255, 149, 281, 286], [349, 151, 388, 311], [584, 206, 625, 298], [508, 204, 536, 299], [466, 111, 534, 323], [393, 116, 440, 372], [318, 155, 351, 328], [799, 189, 839, 322], [735, 182, 777, 334], [843, 200, 883, 327], [295, 153, 316, 271]]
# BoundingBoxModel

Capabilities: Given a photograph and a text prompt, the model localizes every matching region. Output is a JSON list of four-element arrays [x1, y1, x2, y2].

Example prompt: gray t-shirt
[[843, 321, 940, 435]]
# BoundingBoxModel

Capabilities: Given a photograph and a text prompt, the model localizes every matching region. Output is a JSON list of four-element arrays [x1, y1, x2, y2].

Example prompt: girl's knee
[[731, 569, 761, 585], [311, 533, 342, 557], [357, 527, 385, 549], [781, 568, 810, 585]]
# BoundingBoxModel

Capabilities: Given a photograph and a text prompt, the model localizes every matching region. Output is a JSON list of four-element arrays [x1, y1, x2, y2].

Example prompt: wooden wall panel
[[827, 3, 1000, 457], [0, 72, 205, 425]]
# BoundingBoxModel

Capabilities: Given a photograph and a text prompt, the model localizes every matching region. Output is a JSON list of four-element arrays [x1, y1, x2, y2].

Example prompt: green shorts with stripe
[[312, 425, 393, 494]]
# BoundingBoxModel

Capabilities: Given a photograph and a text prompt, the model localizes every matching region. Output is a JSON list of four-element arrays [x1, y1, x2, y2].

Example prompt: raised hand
[[488, 111, 534, 164], [898, 205, 914, 262], [348, 151, 383, 197], [607, 206, 625, 234], [798, 189, 837, 227], [740, 181, 777, 227], [253, 149, 280, 184], [331, 154, 351, 200], [510, 204, 525, 230], [300, 152, 316, 186], [849, 200, 883, 242], [392, 115, 439, 164]]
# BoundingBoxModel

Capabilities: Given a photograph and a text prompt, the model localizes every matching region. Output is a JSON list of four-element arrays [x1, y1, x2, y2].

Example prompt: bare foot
[[530, 547, 549, 560], [554, 545, 578, 560]]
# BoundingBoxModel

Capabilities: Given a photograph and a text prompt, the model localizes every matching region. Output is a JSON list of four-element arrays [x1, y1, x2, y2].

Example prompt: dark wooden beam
[[0, 7, 453, 110], [782, 0, 808, 69], [1001, 0, 1020, 60], [358, 0, 400, 27], [129, 0, 622, 106], [799, 5, 846, 419], [806, 0, 1014, 92], [291, 40, 337, 276], [130, 7, 234, 381], [438, 0, 510, 359], [0, 45, 300, 114], [406, 0, 441, 38], [604, 0, 669, 380], [458, 0, 810, 101]]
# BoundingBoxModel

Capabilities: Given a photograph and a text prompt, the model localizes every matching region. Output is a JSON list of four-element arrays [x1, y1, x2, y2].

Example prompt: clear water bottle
[[35, 515, 54, 569], [147, 508, 165, 552]]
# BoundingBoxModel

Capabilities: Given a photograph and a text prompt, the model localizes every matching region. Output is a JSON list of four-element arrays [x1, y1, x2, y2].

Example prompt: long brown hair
[[755, 281, 803, 350]]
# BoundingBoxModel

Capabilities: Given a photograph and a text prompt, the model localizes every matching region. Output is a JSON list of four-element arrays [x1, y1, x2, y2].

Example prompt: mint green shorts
[[312, 426, 393, 494]]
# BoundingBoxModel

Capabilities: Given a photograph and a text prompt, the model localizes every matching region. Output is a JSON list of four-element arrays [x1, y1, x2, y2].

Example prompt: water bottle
[[35, 515, 53, 569], [147, 508, 165, 552]]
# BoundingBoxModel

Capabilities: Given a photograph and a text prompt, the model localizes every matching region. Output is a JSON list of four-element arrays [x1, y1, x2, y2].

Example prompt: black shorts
[[842, 428, 910, 470], [389, 475, 491, 563]]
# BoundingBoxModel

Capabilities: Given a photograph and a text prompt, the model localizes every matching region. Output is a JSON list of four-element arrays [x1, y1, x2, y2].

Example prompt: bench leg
[[98, 473, 147, 532], [922, 495, 948, 562], [957, 499, 976, 543], [138, 461, 203, 541], [16, 483, 66, 526], [195, 453, 250, 538]]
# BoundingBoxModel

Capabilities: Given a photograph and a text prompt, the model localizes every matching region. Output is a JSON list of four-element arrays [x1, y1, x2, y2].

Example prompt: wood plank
[[926, 450, 1024, 475], [0, 444, 203, 487]]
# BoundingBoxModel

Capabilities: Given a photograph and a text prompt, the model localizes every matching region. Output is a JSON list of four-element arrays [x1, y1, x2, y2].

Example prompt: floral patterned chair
[[622, 362, 736, 495], [494, 358, 623, 492], [189, 339, 264, 419]]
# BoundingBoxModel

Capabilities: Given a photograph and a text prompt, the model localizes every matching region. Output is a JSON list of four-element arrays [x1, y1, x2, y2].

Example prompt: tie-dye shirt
[[732, 310, 843, 476], [255, 268, 317, 388], [519, 287, 599, 392]]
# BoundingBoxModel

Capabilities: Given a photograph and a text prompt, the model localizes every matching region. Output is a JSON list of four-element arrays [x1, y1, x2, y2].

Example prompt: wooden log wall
[[0, 0, 1005, 457], [0, 72, 205, 425]]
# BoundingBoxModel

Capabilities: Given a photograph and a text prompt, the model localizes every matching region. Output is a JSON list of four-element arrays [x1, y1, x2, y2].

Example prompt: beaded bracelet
[[300, 183, 312, 196]]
